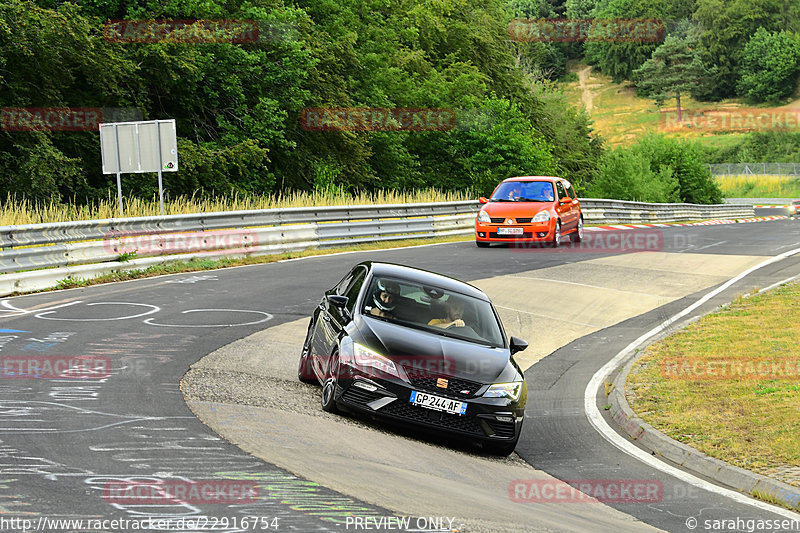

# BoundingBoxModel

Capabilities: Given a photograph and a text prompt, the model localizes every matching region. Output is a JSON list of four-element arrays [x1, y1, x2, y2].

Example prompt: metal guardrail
[[0, 199, 755, 296], [709, 163, 800, 177]]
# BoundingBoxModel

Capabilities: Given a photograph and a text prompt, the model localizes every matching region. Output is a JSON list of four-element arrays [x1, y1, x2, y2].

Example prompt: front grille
[[486, 419, 516, 438], [515, 218, 533, 223], [490, 217, 505, 223], [489, 232, 533, 239], [380, 402, 484, 435], [342, 385, 381, 407], [402, 367, 482, 399]]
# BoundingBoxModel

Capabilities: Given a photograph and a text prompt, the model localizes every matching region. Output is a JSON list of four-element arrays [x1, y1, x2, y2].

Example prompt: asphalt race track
[[0, 216, 798, 532]]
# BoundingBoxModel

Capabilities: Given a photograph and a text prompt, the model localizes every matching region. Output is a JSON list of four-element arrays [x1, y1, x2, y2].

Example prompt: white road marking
[[143, 309, 273, 328], [584, 246, 800, 519], [0, 299, 83, 316], [34, 302, 160, 321]]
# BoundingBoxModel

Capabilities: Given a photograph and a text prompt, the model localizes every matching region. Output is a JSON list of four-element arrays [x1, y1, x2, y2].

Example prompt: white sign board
[[99, 119, 178, 215], [100, 119, 178, 174]]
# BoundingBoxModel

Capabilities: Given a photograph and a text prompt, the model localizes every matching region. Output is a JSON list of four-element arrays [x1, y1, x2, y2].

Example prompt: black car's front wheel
[[298, 318, 317, 384], [321, 353, 340, 413]]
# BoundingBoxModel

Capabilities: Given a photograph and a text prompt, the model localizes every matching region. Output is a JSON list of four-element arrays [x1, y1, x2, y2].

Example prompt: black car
[[298, 261, 528, 455]]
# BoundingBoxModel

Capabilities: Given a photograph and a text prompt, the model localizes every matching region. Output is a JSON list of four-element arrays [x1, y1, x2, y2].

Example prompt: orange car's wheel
[[570, 216, 583, 243], [551, 221, 561, 248]]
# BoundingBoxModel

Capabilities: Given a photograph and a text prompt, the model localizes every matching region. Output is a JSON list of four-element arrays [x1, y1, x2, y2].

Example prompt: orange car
[[791, 200, 800, 217], [474, 176, 583, 247]]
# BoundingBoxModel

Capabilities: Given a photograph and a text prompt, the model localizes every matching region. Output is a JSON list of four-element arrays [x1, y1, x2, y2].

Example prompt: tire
[[551, 221, 561, 248], [298, 318, 317, 384], [570, 216, 583, 243], [476, 241, 489, 248], [484, 436, 519, 456], [321, 352, 340, 413]]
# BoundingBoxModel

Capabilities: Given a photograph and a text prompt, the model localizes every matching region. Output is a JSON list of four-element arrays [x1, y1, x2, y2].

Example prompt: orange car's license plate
[[497, 227, 523, 235]]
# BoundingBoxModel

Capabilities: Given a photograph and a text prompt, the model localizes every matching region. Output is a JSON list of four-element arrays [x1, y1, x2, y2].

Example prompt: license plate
[[497, 227, 523, 235], [409, 391, 467, 415]]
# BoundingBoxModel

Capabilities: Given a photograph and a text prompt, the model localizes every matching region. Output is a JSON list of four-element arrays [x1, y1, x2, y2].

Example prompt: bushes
[[738, 28, 800, 103], [588, 134, 721, 204], [706, 132, 800, 164], [588, 146, 679, 202]]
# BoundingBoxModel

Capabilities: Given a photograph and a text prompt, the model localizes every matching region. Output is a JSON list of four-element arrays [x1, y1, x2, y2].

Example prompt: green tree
[[737, 28, 800, 103], [583, 0, 691, 81], [633, 35, 710, 122], [588, 147, 679, 202], [411, 96, 557, 195], [588, 134, 721, 204], [693, 0, 800, 99], [635, 134, 721, 204]]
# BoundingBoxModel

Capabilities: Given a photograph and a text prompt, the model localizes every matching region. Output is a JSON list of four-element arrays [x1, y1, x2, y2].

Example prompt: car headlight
[[484, 382, 523, 401], [532, 210, 551, 223], [477, 210, 491, 223], [352, 343, 399, 377]]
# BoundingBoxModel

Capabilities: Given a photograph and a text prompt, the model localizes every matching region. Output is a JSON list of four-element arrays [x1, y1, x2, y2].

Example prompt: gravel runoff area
[[181, 318, 658, 533]]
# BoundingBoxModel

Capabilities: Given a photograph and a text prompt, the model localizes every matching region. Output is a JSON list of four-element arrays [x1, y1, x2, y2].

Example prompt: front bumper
[[334, 368, 525, 444], [475, 221, 555, 243]]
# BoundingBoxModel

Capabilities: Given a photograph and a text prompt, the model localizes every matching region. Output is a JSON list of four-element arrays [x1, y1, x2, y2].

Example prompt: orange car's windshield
[[491, 181, 555, 202]]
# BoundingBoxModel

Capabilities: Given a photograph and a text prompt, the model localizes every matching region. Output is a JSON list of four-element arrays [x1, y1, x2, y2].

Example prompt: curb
[[607, 334, 800, 512], [590, 215, 789, 232]]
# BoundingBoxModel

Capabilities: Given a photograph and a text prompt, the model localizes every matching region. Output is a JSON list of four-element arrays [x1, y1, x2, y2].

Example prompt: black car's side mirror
[[326, 294, 351, 321], [509, 336, 528, 355]]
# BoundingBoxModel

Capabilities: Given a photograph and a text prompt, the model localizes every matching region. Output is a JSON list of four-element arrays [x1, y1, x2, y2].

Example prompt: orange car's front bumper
[[474, 220, 555, 243]]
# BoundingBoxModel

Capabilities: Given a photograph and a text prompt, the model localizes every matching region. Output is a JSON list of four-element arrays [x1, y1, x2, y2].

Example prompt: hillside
[[560, 62, 799, 151]]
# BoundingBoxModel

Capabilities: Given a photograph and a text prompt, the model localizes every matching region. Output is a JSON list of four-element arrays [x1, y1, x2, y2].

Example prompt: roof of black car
[[365, 262, 489, 301]]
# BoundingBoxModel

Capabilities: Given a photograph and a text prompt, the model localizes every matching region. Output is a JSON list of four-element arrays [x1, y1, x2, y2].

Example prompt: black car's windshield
[[491, 181, 555, 202], [361, 276, 505, 347]]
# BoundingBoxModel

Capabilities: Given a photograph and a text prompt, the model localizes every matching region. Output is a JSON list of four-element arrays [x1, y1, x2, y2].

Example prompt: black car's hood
[[354, 315, 516, 384]]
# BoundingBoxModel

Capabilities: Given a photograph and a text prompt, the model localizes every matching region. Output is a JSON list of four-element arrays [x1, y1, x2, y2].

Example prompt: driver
[[369, 279, 400, 319], [428, 298, 465, 329], [506, 183, 522, 201]]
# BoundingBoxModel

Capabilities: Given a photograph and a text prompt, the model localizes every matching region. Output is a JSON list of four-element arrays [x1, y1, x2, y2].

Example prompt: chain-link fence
[[709, 163, 800, 176]]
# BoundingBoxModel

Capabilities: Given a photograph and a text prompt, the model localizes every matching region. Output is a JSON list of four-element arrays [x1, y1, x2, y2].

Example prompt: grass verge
[[627, 282, 800, 486], [26, 234, 473, 295], [0, 188, 473, 226], [715, 175, 800, 199]]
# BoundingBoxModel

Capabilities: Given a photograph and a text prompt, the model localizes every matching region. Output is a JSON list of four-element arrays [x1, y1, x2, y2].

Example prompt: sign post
[[99, 119, 178, 216]]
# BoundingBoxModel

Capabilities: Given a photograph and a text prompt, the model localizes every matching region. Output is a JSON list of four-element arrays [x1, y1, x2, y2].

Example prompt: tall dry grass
[[0, 189, 474, 226], [715, 175, 800, 199]]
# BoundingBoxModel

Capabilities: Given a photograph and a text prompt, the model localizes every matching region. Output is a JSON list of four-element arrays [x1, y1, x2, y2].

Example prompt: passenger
[[369, 279, 400, 319], [428, 298, 465, 329]]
